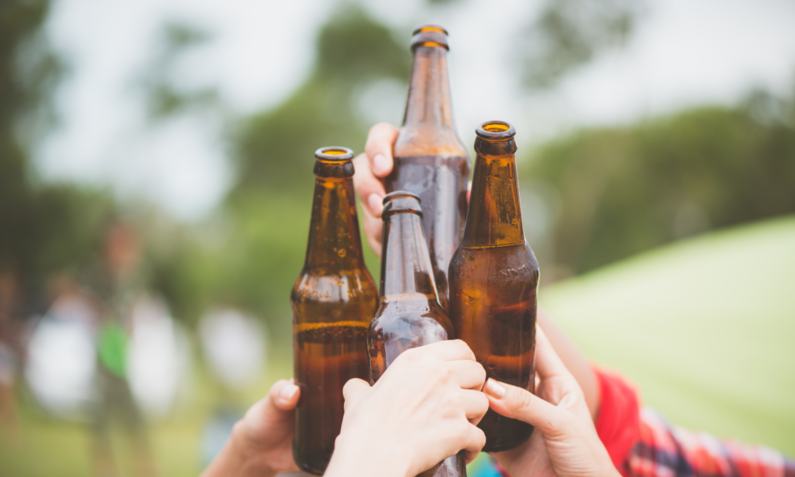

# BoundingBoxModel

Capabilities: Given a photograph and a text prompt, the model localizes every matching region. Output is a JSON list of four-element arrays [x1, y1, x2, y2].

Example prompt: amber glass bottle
[[368, 191, 466, 477], [384, 25, 470, 311], [291, 147, 379, 475], [448, 121, 539, 453]]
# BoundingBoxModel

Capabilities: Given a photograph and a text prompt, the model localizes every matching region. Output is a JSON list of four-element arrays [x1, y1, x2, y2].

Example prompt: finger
[[353, 153, 386, 218], [361, 206, 383, 258], [461, 389, 489, 425], [269, 378, 300, 411], [462, 425, 487, 464], [483, 378, 569, 436], [447, 360, 487, 390], [342, 378, 371, 412], [364, 123, 399, 177], [419, 339, 477, 362]]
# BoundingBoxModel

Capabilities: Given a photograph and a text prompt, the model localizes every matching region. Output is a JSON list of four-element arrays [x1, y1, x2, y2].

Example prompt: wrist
[[203, 422, 278, 477], [326, 431, 412, 477]]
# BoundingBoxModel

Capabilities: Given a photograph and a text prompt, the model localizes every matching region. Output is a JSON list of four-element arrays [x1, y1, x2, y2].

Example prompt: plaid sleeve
[[627, 408, 795, 477]]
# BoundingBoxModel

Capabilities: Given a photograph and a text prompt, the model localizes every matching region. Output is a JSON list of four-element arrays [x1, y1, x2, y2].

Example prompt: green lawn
[[541, 215, 795, 456], [2, 216, 793, 476]]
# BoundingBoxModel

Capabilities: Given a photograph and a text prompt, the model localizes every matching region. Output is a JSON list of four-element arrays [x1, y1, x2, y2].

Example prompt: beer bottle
[[368, 191, 467, 477], [448, 121, 539, 453], [385, 25, 470, 311], [291, 147, 379, 475]]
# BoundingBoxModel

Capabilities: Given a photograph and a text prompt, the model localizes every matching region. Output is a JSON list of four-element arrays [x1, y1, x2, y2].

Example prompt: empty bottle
[[368, 190, 466, 477], [448, 121, 539, 453], [384, 25, 470, 311], [291, 147, 379, 475]]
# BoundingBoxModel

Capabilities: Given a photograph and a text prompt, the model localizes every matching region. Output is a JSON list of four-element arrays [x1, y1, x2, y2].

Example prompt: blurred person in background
[[353, 123, 795, 477], [84, 222, 159, 477]]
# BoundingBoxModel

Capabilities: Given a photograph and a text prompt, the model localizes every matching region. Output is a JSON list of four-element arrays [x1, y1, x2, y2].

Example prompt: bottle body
[[386, 27, 470, 311], [448, 122, 538, 452], [448, 243, 538, 452], [291, 148, 378, 475], [367, 190, 467, 477]]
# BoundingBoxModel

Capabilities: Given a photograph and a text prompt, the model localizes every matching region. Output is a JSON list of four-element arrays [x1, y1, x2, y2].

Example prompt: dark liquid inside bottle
[[293, 322, 370, 474]]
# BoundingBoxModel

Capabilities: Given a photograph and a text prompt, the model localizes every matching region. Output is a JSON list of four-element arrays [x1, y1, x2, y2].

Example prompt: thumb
[[342, 378, 371, 412], [264, 379, 300, 415]]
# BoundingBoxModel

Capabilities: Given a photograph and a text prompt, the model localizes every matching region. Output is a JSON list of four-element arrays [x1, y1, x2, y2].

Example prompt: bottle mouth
[[476, 121, 516, 140], [382, 190, 423, 217], [315, 147, 354, 162], [411, 24, 449, 51], [412, 24, 448, 36]]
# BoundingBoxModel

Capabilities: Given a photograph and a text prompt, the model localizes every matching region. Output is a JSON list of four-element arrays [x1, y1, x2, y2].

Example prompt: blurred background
[[1, 0, 794, 475]]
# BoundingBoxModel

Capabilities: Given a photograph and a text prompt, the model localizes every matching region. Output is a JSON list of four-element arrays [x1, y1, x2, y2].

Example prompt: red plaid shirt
[[496, 368, 794, 477]]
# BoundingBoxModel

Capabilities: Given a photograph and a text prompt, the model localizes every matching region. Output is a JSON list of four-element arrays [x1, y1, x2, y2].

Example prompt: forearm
[[538, 309, 601, 420]]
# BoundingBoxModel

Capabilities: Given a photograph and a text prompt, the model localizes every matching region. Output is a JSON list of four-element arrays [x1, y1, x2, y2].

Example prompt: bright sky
[[37, 0, 795, 220]]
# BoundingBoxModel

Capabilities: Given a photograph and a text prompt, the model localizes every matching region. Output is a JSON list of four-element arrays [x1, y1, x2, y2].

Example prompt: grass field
[[1, 216, 793, 476], [542, 215, 795, 456]]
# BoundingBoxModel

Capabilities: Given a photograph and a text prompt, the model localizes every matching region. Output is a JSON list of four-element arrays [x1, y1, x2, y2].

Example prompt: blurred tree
[[230, 6, 409, 196], [525, 89, 795, 277], [0, 0, 114, 313], [521, 0, 644, 89], [152, 7, 407, 337]]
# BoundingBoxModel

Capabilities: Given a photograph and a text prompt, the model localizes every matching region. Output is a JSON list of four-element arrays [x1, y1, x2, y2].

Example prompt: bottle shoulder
[[395, 126, 469, 159], [291, 268, 378, 308], [450, 242, 539, 278], [370, 298, 454, 337]]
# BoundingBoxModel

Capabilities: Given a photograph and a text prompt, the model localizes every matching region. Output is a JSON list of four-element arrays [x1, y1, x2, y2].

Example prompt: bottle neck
[[402, 46, 455, 129], [304, 176, 366, 271], [380, 211, 439, 299], [462, 138, 525, 248]]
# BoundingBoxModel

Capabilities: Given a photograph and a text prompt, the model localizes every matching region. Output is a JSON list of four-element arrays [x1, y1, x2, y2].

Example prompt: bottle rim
[[412, 24, 449, 36], [315, 147, 354, 162], [383, 190, 421, 205], [476, 121, 516, 140]]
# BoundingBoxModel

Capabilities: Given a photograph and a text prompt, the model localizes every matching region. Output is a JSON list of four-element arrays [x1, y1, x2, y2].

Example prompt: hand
[[483, 329, 619, 477], [353, 122, 399, 257], [201, 379, 300, 477], [325, 340, 489, 477]]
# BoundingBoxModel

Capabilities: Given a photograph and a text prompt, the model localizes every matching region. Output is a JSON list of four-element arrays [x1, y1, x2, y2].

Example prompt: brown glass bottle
[[448, 121, 539, 453], [384, 25, 470, 311], [368, 191, 466, 477], [291, 147, 379, 475]]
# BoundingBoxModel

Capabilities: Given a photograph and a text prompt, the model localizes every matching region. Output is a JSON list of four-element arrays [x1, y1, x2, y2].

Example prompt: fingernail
[[280, 383, 298, 400], [373, 154, 389, 175], [483, 379, 506, 399], [368, 193, 384, 213]]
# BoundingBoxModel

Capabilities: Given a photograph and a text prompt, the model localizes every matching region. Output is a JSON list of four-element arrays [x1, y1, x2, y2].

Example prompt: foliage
[[524, 91, 795, 275], [0, 0, 115, 307], [521, 0, 645, 88]]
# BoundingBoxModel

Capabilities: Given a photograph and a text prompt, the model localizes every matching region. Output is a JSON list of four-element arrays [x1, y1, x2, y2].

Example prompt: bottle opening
[[382, 190, 423, 217], [413, 24, 449, 36], [476, 121, 516, 140], [315, 147, 354, 162], [411, 24, 449, 51], [383, 190, 421, 205]]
